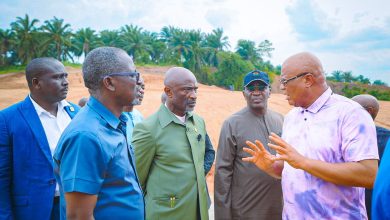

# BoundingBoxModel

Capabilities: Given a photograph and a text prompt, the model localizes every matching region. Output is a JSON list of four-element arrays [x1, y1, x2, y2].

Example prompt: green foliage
[[326, 70, 387, 87], [373, 80, 387, 86], [341, 84, 390, 101], [213, 51, 255, 90], [0, 65, 26, 74], [0, 14, 282, 89], [62, 61, 82, 68]]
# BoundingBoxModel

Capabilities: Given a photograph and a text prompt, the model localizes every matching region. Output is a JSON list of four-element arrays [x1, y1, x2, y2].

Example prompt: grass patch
[[0, 65, 26, 74], [63, 61, 82, 68]]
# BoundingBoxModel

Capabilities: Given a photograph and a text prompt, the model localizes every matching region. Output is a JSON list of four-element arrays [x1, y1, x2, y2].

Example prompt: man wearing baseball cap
[[214, 70, 284, 219]]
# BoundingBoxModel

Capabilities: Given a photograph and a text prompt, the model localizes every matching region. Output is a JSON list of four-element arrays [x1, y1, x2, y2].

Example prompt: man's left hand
[[268, 132, 307, 169]]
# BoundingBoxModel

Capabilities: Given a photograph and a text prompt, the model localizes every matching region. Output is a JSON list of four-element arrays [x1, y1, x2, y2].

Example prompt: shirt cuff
[[62, 178, 101, 194]]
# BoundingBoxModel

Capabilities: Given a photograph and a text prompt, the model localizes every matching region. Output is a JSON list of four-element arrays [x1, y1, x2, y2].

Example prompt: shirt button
[[304, 118, 307, 121]]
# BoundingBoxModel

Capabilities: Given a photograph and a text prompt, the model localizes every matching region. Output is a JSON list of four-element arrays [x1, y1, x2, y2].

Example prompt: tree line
[[1, 14, 388, 93], [0, 14, 280, 90], [327, 70, 387, 86]]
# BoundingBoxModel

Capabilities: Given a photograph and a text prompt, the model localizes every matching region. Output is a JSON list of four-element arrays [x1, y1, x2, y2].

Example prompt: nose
[[63, 76, 69, 86], [189, 89, 197, 100]]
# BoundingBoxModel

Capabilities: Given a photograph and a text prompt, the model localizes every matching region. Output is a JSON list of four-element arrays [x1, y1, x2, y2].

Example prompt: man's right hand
[[242, 140, 283, 179]]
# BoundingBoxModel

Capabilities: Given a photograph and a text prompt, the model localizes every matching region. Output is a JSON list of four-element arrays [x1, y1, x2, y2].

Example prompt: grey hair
[[82, 47, 132, 91]]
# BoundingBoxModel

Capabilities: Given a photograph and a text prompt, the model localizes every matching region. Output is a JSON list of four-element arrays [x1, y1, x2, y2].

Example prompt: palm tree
[[160, 26, 179, 43], [0, 29, 15, 66], [185, 30, 205, 73], [235, 39, 260, 64], [120, 24, 152, 62], [72, 28, 101, 58], [143, 31, 166, 64], [168, 28, 191, 64], [100, 30, 121, 47], [204, 28, 230, 67], [342, 71, 354, 83], [10, 14, 40, 64], [257, 40, 274, 58], [41, 17, 73, 61], [330, 70, 343, 82], [356, 75, 370, 84]]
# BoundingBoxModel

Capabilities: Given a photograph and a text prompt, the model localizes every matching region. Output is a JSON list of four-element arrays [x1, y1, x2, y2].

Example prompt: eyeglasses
[[102, 71, 140, 82], [280, 72, 311, 86], [245, 84, 268, 92]]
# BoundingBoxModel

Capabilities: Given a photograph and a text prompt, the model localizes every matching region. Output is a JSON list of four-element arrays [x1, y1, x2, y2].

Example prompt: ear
[[31, 77, 40, 89], [102, 77, 116, 92], [365, 106, 375, 117], [164, 87, 173, 98], [304, 74, 315, 87]]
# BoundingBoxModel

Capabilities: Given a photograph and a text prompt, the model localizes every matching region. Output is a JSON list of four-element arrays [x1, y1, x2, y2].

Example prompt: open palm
[[242, 140, 277, 171]]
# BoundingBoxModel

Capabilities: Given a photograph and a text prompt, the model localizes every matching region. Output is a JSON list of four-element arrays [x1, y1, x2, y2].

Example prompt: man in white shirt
[[0, 57, 79, 220]]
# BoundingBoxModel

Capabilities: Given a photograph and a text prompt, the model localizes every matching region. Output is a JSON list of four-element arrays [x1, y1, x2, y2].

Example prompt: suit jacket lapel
[[64, 104, 77, 119], [185, 118, 201, 168], [19, 96, 53, 166]]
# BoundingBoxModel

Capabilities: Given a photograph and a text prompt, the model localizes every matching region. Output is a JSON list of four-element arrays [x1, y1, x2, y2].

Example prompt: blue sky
[[1, 0, 389, 84]]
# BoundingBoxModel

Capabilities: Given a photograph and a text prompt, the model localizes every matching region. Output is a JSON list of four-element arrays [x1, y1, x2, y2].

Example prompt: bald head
[[164, 67, 197, 87], [25, 57, 64, 88], [163, 67, 198, 116], [280, 52, 329, 108], [351, 94, 379, 120], [282, 52, 325, 79]]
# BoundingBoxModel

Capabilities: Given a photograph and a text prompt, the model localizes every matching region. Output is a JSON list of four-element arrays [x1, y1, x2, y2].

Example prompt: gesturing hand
[[242, 140, 277, 172], [268, 132, 306, 169]]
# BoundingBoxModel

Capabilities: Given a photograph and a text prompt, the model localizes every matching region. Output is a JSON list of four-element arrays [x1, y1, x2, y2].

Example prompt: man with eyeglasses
[[214, 70, 283, 220], [0, 57, 79, 220], [123, 75, 145, 144], [53, 47, 144, 220], [133, 67, 209, 220], [243, 52, 378, 219]]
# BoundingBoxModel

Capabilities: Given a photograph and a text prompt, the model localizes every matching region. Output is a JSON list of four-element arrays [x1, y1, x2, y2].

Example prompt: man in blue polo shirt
[[53, 47, 144, 219]]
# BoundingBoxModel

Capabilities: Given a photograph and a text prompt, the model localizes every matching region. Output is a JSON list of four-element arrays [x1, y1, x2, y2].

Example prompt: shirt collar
[[304, 87, 332, 113], [29, 94, 70, 116], [159, 104, 194, 128], [87, 96, 121, 129]]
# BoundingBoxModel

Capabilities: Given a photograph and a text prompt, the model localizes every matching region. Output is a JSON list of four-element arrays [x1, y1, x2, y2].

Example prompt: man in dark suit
[[0, 57, 79, 220]]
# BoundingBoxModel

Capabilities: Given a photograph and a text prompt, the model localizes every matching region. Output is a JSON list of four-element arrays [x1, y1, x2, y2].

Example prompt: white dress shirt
[[29, 95, 72, 195]]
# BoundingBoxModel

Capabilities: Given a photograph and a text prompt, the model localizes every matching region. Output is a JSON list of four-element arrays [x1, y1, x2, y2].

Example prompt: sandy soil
[[1, 66, 389, 199]]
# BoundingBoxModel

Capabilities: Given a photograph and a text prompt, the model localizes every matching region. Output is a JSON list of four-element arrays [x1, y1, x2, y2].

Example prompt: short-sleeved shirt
[[123, 108, 144, 143], [281, 88, 378, 220], [53, 96, 145, 220]]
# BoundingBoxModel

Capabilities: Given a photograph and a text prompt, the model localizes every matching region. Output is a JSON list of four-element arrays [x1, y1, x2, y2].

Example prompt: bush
[[341, 84, 390, 101], [213, 51, 255, 90]]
